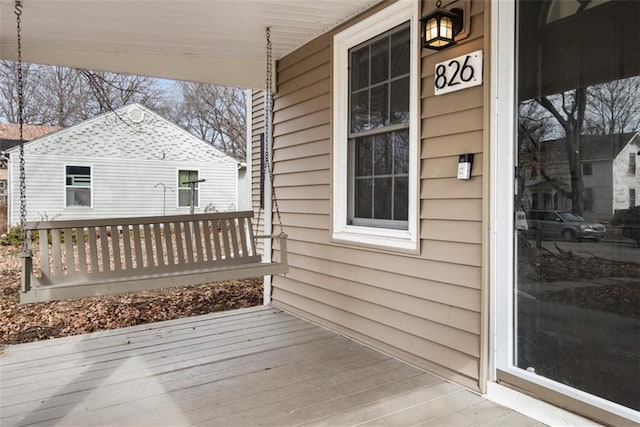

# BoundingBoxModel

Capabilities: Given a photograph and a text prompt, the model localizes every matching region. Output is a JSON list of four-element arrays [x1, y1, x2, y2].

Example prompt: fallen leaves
[[0, 244, 263, 345]]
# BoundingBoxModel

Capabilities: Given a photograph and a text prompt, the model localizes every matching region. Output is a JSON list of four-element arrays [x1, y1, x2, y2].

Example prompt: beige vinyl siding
[[261, 0, 489, 390], [251, 90, 266, 251]]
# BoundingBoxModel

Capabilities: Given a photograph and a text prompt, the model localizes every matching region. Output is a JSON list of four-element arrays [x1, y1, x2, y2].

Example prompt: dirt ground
[[0, 244, 262, 345]]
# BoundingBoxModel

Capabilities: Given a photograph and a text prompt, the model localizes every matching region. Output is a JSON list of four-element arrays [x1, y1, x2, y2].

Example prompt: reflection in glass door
[[515, 0, 639, 412]]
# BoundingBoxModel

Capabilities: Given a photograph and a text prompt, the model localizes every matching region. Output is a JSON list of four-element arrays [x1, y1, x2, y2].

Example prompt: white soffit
[[0, 0, 385, 88]]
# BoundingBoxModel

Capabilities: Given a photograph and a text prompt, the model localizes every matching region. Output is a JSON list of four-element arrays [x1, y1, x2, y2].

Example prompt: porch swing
[[14, 1, 288, 304]]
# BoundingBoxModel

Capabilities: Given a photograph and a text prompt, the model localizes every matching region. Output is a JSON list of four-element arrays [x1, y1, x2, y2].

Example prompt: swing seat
[[20, 211, 287, 304]]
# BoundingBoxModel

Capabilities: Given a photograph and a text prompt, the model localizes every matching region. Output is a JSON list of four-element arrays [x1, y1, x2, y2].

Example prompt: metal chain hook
[[254, 26, 285, 239], [264, 27, 284, 235], [15, 0, 30, 255]]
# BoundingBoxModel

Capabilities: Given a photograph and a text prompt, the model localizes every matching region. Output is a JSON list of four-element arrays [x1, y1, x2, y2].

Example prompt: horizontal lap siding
[[13, 155, 236, 223], [251, 90, 265, 251], [267, 0, 487, 390]]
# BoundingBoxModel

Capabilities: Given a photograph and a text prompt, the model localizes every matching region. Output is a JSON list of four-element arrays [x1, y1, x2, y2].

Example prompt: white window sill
[[332, 225, 418, 253]]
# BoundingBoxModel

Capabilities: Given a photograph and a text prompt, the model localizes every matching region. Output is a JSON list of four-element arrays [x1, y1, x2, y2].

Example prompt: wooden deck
[[0, 306, 541, 426]]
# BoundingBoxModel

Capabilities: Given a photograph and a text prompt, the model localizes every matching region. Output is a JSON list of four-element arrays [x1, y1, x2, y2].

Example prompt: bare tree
[[0, 61, 247, 160], [79, 70, 167, 116], [0, 61, 168, 126], [535, 88, 588, 215], [174, 82, 246, 160], [34, 66, 86, 126], [585, 76, 640, 135], [0, 60, 41, 124]]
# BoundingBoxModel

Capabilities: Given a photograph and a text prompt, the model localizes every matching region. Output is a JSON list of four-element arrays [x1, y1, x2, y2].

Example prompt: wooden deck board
[[0, 306, 540, 426]]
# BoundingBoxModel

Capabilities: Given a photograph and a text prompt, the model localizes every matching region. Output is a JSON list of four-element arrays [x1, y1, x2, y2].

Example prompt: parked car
[[525, 210, 606, 242]]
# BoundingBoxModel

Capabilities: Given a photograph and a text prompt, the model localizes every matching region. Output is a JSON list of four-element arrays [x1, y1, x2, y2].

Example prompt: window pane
[[369, 84, 389, 129], [373, 177, 392, 219], [65, 165, 91, 207], [516, 0, 640, 411], [350, 46, 369, 91], [355, 137, 373, 177], [394, 130, 410, 174], [179, 171, 190, 187], [67, 188, 90, 207], [178, 189, 198, 207], [355, 179, 372, 218], [179, 170, 199, 188], [178, 189, 189, 207], [390, 77, 410, 124], [390, 28, 410, 77], [66, 166, 90, 176], [351, 91, 369, 132], [371, 38, 389, 85], [346, 22, 410, 230], [394, 176, 408, 220], [374, 133, 392, 175]]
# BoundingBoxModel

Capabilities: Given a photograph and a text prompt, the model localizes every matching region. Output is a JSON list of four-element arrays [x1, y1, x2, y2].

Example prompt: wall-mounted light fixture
[[421, 0, 464, 50]]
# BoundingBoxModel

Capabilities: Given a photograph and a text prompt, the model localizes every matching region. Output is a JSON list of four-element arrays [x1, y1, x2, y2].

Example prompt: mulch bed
[[538, 282, 640, 319], [519, 246, 640, 318]]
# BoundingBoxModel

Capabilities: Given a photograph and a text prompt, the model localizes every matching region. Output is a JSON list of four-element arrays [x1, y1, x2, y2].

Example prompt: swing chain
[[15, 0, 29, 254], [264, 27, 284, 235]]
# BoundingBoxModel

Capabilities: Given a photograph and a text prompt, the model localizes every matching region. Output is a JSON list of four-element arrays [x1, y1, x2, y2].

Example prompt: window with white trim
[[332, 0, 419, 251], [178, 169, 199, 208], [349, 23, 410, 228], [65, 165, 92, 207]]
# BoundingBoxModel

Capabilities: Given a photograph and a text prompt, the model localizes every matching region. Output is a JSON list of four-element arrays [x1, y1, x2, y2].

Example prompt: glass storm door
[[514, 0, 639, 414]]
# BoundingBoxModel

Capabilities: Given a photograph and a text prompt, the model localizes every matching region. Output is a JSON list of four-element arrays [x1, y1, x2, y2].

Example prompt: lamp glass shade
[[422, 6, 461, 50]]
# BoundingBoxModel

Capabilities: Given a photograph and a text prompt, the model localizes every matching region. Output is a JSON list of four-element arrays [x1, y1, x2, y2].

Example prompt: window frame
[[64, 164, 93, 208], [629, 152, 636, 175], [332, 0, 420, 252], [177, 169, 201, 208]]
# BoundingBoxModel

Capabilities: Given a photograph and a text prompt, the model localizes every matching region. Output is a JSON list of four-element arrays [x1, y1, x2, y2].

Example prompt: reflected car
[[525, 210, 606, 242]]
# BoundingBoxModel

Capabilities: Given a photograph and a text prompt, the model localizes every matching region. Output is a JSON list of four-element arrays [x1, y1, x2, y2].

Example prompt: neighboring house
[[7, 104, 240, 225], [524, 133, 640, 217], [2, 1, 639, 425], [0, 124, 60, 205]]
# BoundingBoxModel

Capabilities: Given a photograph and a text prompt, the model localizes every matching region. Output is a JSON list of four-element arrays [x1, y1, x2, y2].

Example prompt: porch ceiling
[[0, 0, 383, 88]]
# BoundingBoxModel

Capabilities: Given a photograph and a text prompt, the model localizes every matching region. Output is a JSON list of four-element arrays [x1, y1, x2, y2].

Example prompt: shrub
[[0, 225, 25, 246]]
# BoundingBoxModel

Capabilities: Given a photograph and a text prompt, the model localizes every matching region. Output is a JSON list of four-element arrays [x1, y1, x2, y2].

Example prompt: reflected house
[[524, 132, 640, 218]]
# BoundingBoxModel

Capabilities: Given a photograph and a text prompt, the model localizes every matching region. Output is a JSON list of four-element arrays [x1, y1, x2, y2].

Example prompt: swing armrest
[[252, 234, 288, 267], [253, 233, 287, 239]]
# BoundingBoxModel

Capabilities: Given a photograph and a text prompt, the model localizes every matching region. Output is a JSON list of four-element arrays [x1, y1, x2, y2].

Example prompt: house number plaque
[[434, 50, 483, 96]]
